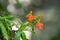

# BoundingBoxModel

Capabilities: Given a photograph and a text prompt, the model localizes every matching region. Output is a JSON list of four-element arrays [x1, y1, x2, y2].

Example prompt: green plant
[[0, 0, 44, 40]]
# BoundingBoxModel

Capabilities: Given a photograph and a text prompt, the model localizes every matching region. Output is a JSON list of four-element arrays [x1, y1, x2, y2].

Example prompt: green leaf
[[0, 15, 13, 21], [0, 16, 5, 20], [19, 22, 30, 31], [4, 19, 12, 24], [21, 32, 26, 40], [23, 22, 30, 26], [5, 15, 14, 19], [15, 31, 21, 40], [0, 22, 9, 40], [4, 19, 12, 31], [5, 19, 17, 26]]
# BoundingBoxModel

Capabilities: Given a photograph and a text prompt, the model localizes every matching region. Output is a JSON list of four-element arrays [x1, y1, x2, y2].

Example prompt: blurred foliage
[[0, 0, 10, 16], [0, 15, 14, 40], [0, 0, 12, 40], [0, 0, 38, 40]]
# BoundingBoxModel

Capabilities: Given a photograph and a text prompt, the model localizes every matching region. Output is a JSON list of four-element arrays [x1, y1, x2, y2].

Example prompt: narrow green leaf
[[4, 19, 12, 31], [0, 15, 13, 21], [15, 31, 21, 40], [4, 19, 12, 24], [0, 22, 9, 40], [5, 19, 17, 26], [19, 22, 30, 31], [5, 15, 14, 19], [21, 32, 26, 40], [23, 22, 30, 26]]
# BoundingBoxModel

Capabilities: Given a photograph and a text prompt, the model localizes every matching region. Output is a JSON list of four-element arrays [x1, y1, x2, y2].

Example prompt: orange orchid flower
[[26, 11, 34, 22], [36, 22, 43, 30]]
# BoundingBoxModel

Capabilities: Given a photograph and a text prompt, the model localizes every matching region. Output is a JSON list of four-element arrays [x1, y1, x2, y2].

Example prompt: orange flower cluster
[[26, 11, 44, 30], [35, 22, 43, 30], [26, 11, 34, 22]]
